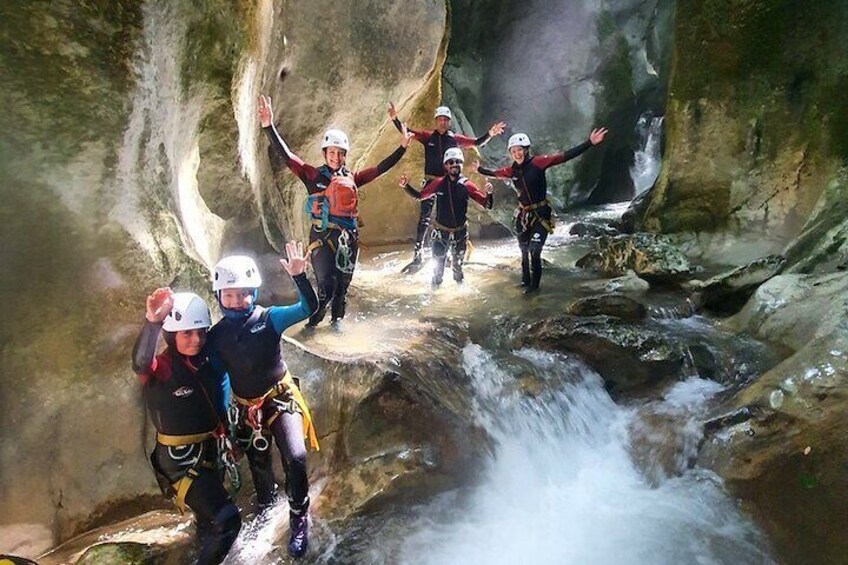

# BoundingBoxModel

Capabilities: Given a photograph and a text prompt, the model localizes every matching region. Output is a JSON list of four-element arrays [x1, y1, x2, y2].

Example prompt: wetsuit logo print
[[250, 322, 267, 334], [173, 386, 194, 398]]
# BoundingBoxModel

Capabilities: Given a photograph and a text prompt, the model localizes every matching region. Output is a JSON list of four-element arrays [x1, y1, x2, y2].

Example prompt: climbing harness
[[233, 372, 320, 452], [336, 229, 355, 273]]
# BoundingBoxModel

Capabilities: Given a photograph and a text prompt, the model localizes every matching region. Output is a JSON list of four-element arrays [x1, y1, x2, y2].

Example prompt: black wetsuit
[[263, 124, 406, 324], [206, 274, 318, 514], [478, 141, 592, 290], [393, 117, 491, 257], [132, 323, 240, 565], [405, 175, 493, 285]]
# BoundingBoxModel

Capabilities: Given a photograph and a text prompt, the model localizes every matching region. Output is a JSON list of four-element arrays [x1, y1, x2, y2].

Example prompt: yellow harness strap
[[173, 468, 199, 514], [433, 220, 468, 233], [156, 431, 214, 447], [233, 372, 320, 452], [518, 201, 555, 234], [519, 199, 549, 212]]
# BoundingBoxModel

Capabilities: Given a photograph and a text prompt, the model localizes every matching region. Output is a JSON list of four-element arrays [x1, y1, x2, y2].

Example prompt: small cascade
[[630, 113, 664, 196], [648, 298, 697, 320]]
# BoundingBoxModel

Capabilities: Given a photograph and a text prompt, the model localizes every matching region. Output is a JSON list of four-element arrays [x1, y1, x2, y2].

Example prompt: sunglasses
[[445, 159, 462, 166]]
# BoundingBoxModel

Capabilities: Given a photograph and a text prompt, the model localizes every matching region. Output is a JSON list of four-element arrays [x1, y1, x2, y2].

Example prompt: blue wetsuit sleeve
[[215, 370, 231, 423], [268, 274, 319, 333], [206, 351, 231, 421]]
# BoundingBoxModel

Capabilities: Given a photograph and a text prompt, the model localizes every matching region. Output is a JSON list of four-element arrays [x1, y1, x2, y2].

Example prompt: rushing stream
[[38, 205, 783, 564]]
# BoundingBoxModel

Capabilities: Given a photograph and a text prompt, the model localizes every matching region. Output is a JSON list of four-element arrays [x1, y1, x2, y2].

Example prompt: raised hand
[[280, 241, 308, 277], [398, 173, 410, 187], [388, 101, 398, 120], [488, 121, 506, 137], [146, 287, 174, 323], [258, 95, 273, 128], [400, 122, 414, 148], [485, 181, 494, 194], [589, 127, 609, 145]]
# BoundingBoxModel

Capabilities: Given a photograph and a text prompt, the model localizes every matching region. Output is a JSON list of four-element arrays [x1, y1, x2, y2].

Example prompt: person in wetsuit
[[206, 242, 320, 559], [258, 94, 413, 328], [399, 147, 493, 288], [132, 290, 241, 565], [388, 102, 505, 273], [472, 128, 608, 293]]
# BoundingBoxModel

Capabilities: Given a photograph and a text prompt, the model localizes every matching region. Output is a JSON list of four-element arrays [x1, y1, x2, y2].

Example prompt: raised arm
[[535, 127, 609, 170], [268, 242, 319, 333], [354, 124, 414, 186], [397, 173, 424, 199], [466, 179, 494, 209], [258, 95, 320, 186], [456, 121, 506, 148], [132, 287, 173, 381], [472, 160, 513, 179], [389, 101, 429, 144]]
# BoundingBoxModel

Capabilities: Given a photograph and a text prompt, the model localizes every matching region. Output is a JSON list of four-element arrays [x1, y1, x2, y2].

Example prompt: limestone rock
[[576, 233, 691, 283], [692, 254, 786, 315], [724, 272, 848, 351], [698, 325, 848, 565], [566, 293, 647, 321], [569, 222, 621, 238], [517, 315, 684, 394]]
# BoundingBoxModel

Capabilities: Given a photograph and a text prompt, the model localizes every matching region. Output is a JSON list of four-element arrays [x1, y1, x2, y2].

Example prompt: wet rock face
[[566, 293, 647, 321], [0, 0, 446, 548], [639, 1, 848, 238], [689, 254, 786, 315], [725, 272, 848, 351], [698, 327, 848, 565], [576, 233, 691, 283], [283, 323, 488, 523], [569, 222, 621, 238], [783, 168, 848, 275], [517, 315, 684, 394]]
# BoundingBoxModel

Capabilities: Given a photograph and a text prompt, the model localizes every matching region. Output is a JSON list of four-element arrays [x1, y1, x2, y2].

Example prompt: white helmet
[[434, 106, 452, 120], [508, 133, 532, 150], [162, 292, 212, 332], [212, 255, 262, 291], [443, 147, 465, 164], [321, 128, 350, 152]]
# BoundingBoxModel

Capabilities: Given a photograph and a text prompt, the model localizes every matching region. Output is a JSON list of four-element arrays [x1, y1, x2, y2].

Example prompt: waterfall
[[113, 0, 225, 268], [630, 113, 664, 197], [399, 345, 773, 564]]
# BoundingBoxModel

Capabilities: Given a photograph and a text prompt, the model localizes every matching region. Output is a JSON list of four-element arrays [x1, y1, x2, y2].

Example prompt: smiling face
[[220, 288, 254, 311], [174, 328, 207, 356], [435, 116, 451, 134], [509, 145, 527, 164], [444, 158, 463, 177], [324, 146, 347, 170]]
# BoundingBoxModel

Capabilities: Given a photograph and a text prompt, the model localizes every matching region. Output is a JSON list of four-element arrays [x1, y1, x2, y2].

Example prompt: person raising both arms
[[388, 101, 505, 273], [258, 95, 414, 328], [399, 147, 493, 289], [471, 127, 608, 294]]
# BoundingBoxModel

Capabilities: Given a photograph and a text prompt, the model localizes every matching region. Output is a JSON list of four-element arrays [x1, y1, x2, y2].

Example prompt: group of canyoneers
[[133, 94, 608, 563]]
